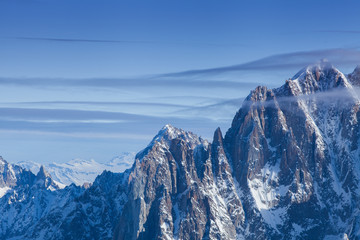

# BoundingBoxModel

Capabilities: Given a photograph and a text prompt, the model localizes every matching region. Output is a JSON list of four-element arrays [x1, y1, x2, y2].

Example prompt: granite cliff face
[[115, 125, 245, 240], [0, 62, 359, 239], [225, 62, 360, 239]]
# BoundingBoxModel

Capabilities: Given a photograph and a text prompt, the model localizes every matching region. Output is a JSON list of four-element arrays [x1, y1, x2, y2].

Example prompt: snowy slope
[[17, 152, 135, 186]]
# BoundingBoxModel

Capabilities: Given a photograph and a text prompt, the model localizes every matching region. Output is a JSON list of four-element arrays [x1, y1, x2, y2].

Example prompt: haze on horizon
[[1, 0, 360, 163]]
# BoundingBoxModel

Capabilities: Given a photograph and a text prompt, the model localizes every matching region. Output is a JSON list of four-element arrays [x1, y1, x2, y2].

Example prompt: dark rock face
[[0, 156, 35, 189], [0, 63, 359, 240], [224, 63, 359, 239], [349, 65, 360, 86], [115, 125, 243, 240]]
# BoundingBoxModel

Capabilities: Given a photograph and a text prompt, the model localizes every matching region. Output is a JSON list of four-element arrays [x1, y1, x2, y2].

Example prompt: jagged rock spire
[[36, 165, 50, 180], [212, 127, 223, 146], [349, 65, 360, 86]]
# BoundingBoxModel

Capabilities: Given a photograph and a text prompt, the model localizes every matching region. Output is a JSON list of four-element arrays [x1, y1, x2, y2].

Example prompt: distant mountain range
[[16, 152, 135, 186], [1, 61, 360, 239]]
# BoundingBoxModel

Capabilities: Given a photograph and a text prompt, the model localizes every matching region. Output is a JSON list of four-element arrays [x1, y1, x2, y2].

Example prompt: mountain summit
[[0, 63, 360, 239]]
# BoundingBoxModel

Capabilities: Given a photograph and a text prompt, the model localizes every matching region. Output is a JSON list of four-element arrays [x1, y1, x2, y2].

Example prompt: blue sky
[[0, 0, 360, 163]]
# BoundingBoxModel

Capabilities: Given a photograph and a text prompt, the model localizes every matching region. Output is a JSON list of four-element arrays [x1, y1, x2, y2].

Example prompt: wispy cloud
[[164, 48, 360, 77], [317, 30, 360, 34], [7, 101, 191, 109], [0, 129, 154, 140], [0, 77, 262, 90], [172, 97, 244, 121], [3, 36, 243, 47], [0, 107, 163, 122], [9, 36, 155, 44]]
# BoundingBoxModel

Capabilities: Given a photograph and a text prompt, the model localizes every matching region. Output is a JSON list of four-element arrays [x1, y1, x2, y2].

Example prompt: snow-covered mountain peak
[[0, 156, 5, 166], [107, 152, 135, 166], [163, 123, 175, 130], [287, 60, 351, 95], [151, 124, 205, 147], [66, 158, 96, 166], [292, 59, 334, 79], [156, 124, 183, 139], [135, 124, 210, 167], [246, 85, 267, 100]]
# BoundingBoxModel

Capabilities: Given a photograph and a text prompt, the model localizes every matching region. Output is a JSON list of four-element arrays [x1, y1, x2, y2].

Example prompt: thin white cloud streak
[[317, 30, 360, 34], [9, 119, 127, 124], [0, 129, 154, 140], [172, 98, 245, 121], [10, 36, 156, 44], [164, 48, 360, 77], [0, 107, 153, 122], [0, 77, 261, 90], [4, 36, 245, 47], [6, 101, 192, 109]]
